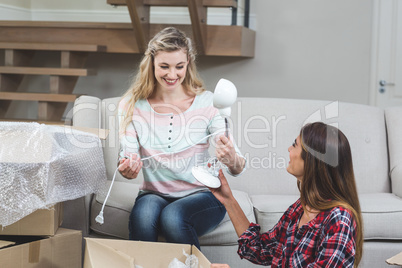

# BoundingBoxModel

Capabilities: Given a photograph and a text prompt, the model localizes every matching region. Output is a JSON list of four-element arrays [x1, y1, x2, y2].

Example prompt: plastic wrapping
[[0, 122, 107, 227], [168, 249, 199, 268]]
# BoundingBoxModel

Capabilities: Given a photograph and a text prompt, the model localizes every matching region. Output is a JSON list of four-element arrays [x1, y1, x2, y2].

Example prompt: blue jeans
[[128, 191, 226, 249]]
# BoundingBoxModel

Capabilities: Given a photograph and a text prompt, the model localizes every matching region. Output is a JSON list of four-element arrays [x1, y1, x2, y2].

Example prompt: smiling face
[[153, 49, 188, 93], [287, 135, 305, 180]]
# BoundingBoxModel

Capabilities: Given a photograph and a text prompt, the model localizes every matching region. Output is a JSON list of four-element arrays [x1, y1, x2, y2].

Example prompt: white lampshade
[[213, 78, 237, 117]]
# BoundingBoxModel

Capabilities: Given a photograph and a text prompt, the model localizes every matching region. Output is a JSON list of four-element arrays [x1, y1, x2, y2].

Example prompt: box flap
[[84, 239, 194, 267], [0, 240, 15, 249], [0, 228, 82, 267], [191, 245, 212, 268], [386, 251, 402, 265], [84, 238, 134, 268]]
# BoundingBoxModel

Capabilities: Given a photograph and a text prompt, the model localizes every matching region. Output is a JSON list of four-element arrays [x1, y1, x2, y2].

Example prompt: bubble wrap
[[0, 122, 107, 227]]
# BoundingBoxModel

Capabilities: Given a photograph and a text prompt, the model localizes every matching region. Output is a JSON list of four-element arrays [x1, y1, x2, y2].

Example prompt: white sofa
[[63, 95, 402, 268]]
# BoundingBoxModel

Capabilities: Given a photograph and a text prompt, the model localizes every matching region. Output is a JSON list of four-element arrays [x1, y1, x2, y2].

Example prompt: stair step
[[0, 92, 78, 102], [0, 66, 95, 76], [0, 42, 106, 52], [108, 0, 237, 8]]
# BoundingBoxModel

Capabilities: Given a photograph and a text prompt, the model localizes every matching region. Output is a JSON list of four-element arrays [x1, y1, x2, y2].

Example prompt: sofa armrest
[[391, 166, 402, 198], [72, 96, 101, 129], [385, 106, 402, 198], [61, 194, 93, 236], [61, 96, 102, 236]]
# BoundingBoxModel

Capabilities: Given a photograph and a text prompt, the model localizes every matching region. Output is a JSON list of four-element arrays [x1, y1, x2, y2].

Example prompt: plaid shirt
[[238, 199, 356, 267]]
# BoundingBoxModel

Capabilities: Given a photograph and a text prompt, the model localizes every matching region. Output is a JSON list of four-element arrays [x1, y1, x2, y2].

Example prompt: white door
[[370, 0, 402, 108]]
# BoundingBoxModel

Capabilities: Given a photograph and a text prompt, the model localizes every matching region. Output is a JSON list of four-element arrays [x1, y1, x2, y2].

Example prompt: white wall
[[196, 0, 372, 104], [1, 0, 374, 119], [0, 0, 30, 8], [76, 0, 372, 104]]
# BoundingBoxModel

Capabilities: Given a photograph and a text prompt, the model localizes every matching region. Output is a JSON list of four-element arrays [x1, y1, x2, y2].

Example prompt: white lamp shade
[[213, 79, 237, 112]]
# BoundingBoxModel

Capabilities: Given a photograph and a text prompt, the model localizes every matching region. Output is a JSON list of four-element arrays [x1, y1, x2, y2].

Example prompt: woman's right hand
[[118, 153, 143, 179], [208, 169, 234, 206]]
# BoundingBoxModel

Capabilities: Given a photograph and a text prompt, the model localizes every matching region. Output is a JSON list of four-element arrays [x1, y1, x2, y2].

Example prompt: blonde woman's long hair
[[120, 27, 205, 131], [298, 122, 363, 267]]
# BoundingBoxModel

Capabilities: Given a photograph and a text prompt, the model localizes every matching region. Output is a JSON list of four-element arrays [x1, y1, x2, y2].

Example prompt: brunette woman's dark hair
[[298, 122, 363, 267]]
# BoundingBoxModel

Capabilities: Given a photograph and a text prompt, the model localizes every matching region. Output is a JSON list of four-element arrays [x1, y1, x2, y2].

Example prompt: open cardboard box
[[84, 238, 211, 268], [0, 203, 63, 236], [387, 252, 402, 266], [0, 228, 82, 268]]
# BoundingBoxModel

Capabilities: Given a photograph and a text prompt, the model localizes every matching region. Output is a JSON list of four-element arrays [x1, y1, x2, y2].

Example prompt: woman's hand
[[215, 135, 236, 167], [211, 264, 230, 268], [209, 170, 234, 206], [118, 153, 143, 179], [215, 135, 245, 175]]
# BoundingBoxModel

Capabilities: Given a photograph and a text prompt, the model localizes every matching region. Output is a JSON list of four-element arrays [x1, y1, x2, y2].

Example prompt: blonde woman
[[118, 27, 246, 249], [211, 122, 363, 267]]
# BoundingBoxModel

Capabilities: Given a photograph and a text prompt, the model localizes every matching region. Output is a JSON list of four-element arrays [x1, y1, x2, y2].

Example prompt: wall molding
[[0, 4, 31, 20]]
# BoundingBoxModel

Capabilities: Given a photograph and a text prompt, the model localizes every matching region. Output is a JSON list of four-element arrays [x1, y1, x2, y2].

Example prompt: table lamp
[[192, 78, 238, 188]]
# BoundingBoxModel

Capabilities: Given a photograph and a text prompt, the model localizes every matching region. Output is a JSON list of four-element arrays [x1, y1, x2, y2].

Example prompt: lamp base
[[192, 166, 221, 188]]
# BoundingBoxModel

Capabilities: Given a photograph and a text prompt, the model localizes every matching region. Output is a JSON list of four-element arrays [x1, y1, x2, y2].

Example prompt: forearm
[[223, 197, 251, 237]]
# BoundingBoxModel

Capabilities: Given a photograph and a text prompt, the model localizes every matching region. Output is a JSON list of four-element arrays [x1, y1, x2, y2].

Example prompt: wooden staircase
[[0, 42, 105, 123], [0, 0, 255, 123]]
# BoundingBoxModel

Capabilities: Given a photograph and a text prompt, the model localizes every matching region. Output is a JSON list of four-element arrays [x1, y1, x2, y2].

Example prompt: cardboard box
[[84, 238, 211, 268], [0, 203, 63, 236], [0, 228, 82, 268], [387, 252, 402, 266]]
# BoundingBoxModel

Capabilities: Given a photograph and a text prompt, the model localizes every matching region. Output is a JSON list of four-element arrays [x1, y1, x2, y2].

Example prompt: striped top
[[118, 90, 245, 198]]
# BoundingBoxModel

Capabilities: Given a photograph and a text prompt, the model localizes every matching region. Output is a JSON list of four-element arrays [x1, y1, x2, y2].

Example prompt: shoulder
[[191, 90, 217, 112], [323, 207, 355, 233], [118, 95, 147, 111], [196, 90, 213, 104], [118, 95, 131, 110]]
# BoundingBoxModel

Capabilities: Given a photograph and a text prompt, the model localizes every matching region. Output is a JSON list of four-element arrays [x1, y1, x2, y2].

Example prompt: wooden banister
[[188, 0, 207, 55], [126, 0, 149, 53]]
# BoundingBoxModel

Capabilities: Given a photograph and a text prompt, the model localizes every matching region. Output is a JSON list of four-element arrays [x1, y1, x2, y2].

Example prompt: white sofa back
[[73, 96, 390, 197], [227, 98, 389, 196]]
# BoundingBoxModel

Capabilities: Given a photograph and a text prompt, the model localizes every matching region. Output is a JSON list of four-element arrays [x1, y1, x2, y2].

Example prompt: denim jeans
[[128, 191, 226, 249]]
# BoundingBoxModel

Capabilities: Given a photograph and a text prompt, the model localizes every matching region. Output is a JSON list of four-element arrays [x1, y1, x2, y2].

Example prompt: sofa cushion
[[360, 193, 402, 240], [91, 181, 139, 239], [91, 181, 255, 245], [252, 193, 402, 240], [251, 194, 299, 232], [199, 190, 256, 246]]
